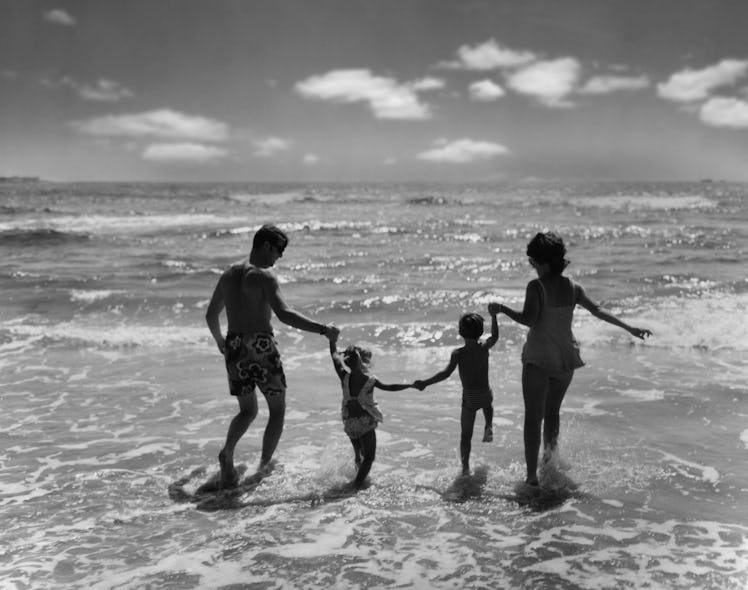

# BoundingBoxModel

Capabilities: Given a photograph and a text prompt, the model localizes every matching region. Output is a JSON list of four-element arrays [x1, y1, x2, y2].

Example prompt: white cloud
[[44, 76, 134, 101], [295, 69, 442, 120], [578, 75, 650, 95], [72, 109, 229, 142], [699, 96, 748, 128], [252, 136, 292, 157], [506, 57, 581, 107], [657, 59, 748, 103], [469, 79, 505, 101], [437, 39, 536, 71], [142, 143, 228, 163], [303, 153, 320, 165], [417, 138, 509, 163], [77, 79, 134, 102], [43, 9, 76, 26], [2, 69, 18, 79]]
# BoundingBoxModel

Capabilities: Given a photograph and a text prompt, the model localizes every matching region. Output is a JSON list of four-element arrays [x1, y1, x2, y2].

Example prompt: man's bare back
[[221, 263, 274, 334]]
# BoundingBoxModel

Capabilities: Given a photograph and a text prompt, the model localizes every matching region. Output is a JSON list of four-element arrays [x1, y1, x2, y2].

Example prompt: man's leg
[[460, 406, 477, 474], [259, 393, 286, 468], [522, 363, 549, 485], [220, 391, 258, 487]]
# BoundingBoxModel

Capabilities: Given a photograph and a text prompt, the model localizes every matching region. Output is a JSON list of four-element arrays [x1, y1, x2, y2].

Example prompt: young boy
[[415, 303, 500, 475]]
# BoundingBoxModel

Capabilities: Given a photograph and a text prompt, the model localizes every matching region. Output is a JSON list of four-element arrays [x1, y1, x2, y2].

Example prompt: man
[[206, 224, 338, 488]]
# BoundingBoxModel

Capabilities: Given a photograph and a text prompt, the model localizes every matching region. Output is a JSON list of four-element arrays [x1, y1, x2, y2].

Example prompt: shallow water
[[1, 181, 747, 588]]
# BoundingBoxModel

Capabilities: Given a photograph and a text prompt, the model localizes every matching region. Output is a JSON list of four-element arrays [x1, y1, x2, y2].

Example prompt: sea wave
[[0, 228, 90, 245]]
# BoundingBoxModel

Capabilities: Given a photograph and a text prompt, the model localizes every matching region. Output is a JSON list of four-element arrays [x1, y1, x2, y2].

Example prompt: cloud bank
[[417, 138, 508, 163], [295, 69, 444, 120]]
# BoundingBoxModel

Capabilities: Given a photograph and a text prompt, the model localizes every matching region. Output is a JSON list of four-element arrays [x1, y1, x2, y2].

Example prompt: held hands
[[488, 302, 501, 316], [323, 324, 340, 342], [413, 380, 427, 391], [628, 326, 653, 340]]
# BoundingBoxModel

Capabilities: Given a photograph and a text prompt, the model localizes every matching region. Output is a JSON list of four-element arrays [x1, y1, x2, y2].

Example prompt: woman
[[495, 232, 651, 486]]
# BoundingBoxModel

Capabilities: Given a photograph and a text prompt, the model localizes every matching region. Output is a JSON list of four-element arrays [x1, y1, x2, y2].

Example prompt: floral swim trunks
[[224, 332, 286, 398]]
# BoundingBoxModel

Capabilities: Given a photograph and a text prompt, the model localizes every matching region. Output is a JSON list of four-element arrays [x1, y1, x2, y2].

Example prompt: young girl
[[494, 231, 651, 486], [327, 330, 415, 488]]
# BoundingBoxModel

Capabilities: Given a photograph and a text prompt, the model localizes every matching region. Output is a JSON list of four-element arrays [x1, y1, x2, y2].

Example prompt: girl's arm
[[414, 350, 459, 390], [375, 380, 414, 392], [575, 284, 652, 340], [496, 281, 540, 327], [328, 336, 347, 380]]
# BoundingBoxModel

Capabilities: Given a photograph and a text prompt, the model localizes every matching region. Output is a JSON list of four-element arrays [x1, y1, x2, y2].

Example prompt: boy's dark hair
[[253, 224, 289, 253], [526, 231, 569, 275], [459, 313, 484, 339]]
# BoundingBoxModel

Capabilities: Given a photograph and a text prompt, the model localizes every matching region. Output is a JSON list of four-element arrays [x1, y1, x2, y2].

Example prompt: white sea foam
[[741, 429, 748, 450], [568, 194, 717, 210], [69, 289, 120, 303], [658, 450, 720, 484]]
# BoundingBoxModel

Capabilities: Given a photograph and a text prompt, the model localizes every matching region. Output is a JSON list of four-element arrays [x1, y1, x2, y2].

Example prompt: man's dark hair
[[527, 231, 569, 275], [459, 313, 484, 339], [253, 224, 289, 253]]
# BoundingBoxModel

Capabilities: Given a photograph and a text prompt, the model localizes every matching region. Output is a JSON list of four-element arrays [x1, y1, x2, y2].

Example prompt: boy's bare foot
[[218, 450, 239, 489], [482, 425, 493, 443]]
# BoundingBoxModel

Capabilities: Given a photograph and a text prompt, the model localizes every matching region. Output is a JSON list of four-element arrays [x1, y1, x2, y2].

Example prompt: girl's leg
[[354, 429, 377, 487], [349, 436, 362, 470], [542, 370, 574, 452], [522, 363, 549, 485], [460, 406, 477, 474]]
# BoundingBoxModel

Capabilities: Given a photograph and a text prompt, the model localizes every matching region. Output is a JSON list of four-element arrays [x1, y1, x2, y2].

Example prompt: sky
[[2, 0, 748, 182]]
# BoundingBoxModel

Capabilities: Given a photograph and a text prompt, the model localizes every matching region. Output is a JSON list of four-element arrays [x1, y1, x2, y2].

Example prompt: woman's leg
[[460, 406, 477, 474], [354, 429, 377, 487], [542, 370, 574, 451], [522, 363, 549, 485]]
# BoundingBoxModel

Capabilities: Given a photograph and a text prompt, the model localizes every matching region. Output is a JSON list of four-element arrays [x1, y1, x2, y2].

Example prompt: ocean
[[1, 180, 746, 589]]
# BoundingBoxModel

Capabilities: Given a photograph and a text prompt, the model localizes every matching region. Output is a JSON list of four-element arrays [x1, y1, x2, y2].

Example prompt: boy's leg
[[482, 403, 494, 442], [259, 393, 286, 469], [460, 406, 477, 474], [522, 363, 549, 485], [354, 429, 376, 487], [220, 391, 259, 487]]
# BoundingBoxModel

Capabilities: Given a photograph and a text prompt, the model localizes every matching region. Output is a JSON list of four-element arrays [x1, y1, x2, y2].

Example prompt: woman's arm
[[497, 281, 540, 327], [576, 284, 652, 340]]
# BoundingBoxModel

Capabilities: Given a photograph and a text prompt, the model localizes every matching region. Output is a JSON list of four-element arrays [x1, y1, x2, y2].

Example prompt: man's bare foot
[[482, 425, 493, 442], [218, 450, 239, 489]]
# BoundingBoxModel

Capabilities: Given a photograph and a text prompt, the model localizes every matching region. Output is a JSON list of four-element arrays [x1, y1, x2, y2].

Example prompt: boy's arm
[[205, 274, 226, 354], [414, 350, 459, 390], [575, 284, 652, 340], [483, 304, 500, 349], [495, 281, 540, 327]]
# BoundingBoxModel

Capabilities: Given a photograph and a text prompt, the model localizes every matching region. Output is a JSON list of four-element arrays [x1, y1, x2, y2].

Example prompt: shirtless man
[[206, 224, 339, 488]]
